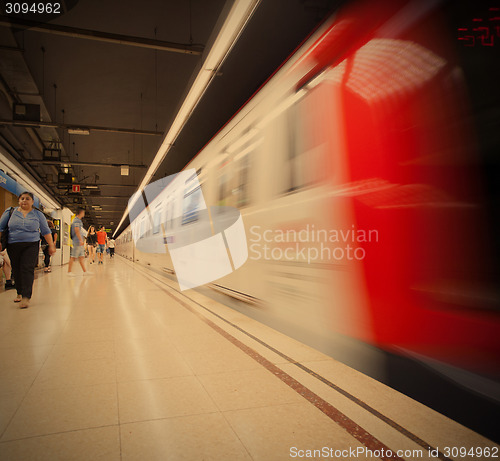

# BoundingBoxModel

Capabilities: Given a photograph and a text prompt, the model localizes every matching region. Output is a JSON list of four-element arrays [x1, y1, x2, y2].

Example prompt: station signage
[[0, 170, 41, 208]]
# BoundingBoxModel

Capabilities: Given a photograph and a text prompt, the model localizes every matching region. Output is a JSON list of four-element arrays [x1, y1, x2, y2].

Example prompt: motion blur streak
[[117, 0, 500, 441]]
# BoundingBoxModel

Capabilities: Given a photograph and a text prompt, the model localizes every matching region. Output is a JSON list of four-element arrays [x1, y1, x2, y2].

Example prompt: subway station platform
[[0, 256, 497, 461]]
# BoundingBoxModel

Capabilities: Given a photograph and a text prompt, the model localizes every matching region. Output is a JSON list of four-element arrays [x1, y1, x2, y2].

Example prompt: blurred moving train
[[116, 0, 500, 440]]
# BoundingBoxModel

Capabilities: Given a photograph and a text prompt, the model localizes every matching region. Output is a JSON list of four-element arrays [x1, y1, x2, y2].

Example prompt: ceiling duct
[[57, 172, 72, 185], [43, 148, 61, 160], [12, 103, 40, 122]]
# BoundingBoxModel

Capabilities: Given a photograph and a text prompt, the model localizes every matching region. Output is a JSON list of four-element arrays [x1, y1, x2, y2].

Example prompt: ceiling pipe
[[82, 183, 138, 187], [29, 160, 147, 168], [64, 196, 129, 200], [0, 119, 163, 136], [0, 17, 204, 55]]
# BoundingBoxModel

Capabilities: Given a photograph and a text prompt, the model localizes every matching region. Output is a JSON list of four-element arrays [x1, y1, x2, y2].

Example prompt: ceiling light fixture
[[113, 0, 261, 237], [67, 127, 90, 135]]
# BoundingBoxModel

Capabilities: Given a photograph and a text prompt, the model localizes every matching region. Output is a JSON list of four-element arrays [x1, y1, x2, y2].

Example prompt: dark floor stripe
[[129, 259, 451, 461], [162, 287, 404, 461]]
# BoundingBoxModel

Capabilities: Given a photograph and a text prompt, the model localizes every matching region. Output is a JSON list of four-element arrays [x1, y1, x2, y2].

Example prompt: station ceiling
[[0, 0, 340, 233]]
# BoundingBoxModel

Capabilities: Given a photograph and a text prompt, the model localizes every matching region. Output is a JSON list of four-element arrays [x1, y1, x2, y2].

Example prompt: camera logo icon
[[128, 169, 248, 290]]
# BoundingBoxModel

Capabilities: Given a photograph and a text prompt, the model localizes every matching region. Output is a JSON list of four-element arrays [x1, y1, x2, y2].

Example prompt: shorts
[[96, 244, 106, 254], [70, 245, 85, 258]]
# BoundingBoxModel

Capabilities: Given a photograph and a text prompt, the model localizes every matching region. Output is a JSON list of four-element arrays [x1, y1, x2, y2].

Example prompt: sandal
[[19, 298, 30, 309], [14, 294, 22, 302]]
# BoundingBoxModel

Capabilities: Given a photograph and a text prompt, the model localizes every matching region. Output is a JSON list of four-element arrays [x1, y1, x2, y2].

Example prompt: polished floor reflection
[[0, 257, 495, 460]]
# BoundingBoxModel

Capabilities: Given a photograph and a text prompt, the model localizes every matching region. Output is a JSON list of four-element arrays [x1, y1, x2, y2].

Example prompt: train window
[[235, 153, 251, 207], [140, 220, 145, 239], [169, 198, 173, 230], [231, 130, 260, 207], [161, 202, 167, 231], [287, 84, 330, 191], [182, 172, 203, 224], [164, 198, 169, 231], [153, 204, 162, 234], [218, 170, 229, 205], [167, 196, 174, 231], [265, 110, 295, 196]]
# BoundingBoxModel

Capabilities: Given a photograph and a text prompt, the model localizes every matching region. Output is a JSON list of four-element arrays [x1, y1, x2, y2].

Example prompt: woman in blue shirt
[[0, 191, 56, 308]]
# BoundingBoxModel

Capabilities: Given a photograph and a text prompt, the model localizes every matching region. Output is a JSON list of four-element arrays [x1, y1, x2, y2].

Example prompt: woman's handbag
[[0, 207, 14, 251]]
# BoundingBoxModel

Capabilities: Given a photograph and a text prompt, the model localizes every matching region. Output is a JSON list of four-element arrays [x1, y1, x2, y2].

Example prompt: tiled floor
[[0, 257, 496, 460]]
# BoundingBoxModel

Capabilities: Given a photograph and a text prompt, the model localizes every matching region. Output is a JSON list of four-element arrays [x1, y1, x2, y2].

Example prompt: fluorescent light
[[114, 0, 261, 237], [85, 185, 99, 189], [139, 0, 260, 191], [67, 128, 90, 135]]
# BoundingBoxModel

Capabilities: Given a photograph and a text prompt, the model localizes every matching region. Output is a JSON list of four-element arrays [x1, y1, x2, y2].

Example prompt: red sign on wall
[[72, 185, 80, 193]]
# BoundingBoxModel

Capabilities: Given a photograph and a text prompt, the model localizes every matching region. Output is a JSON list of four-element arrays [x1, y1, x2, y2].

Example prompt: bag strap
[[1, 208, 13, 248], [6, 207, 13, 223]]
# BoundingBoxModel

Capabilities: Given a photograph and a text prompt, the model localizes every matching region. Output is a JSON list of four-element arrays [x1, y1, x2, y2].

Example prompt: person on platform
[[0, 191, 55, 308], [43, 220, 58, 273], [0, 250, 14, 290], [86, 225, 97, 264], [68, 207, 92, 276], [108, 238, 115, 258], [96, 226, 107, 265]]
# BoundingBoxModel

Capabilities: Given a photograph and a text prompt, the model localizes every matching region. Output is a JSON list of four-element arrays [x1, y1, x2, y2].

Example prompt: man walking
[[68, 208, 92, 276], [96, 226, 107, 265]]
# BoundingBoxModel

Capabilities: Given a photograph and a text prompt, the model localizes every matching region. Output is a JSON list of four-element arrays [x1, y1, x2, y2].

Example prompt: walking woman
[[0, 191, 55, 308], [86, 226, 97, 264]]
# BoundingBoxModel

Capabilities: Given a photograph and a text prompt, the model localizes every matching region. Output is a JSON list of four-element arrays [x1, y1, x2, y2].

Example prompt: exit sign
[[72, 185, 80, 193]]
